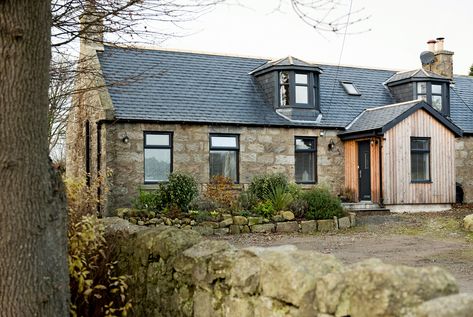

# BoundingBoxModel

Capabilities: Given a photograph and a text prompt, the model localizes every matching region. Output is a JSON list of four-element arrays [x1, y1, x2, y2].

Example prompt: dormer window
[[341, 81, 361, 95], [278, 71, 318, 108], [415, 82, 448, 114]]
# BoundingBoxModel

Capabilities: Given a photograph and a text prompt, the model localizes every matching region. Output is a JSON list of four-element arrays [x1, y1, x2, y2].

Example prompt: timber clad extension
[[67, 31, 473, 213]]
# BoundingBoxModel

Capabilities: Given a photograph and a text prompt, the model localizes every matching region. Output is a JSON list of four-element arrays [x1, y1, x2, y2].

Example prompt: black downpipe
[[96, 122, 102, 215]]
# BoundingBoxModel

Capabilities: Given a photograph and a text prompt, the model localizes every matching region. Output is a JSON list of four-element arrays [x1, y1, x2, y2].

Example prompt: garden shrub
[[287, 182, 302, 200], [289, 198, 309, 219], [162, 172, 198, 212], [132, 188, 163, 211], [264, 183, 293, 211], [253, 200, 275, 219], [66, 176, 131, 317], [249, 173, 288, 201], [302, 186, 344, 220], [238, 189, 258, 212], [189, 195, 218, 212], [204, 175, 236, 209]]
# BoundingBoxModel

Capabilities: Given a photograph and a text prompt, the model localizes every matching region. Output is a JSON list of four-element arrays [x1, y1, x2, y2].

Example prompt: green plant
[[264, 183, 293, 211], [162, 172, 198, 212], [66, 177, 131, 317], [238, 189, 258, 211], [249, 173, 288, 201], [132, 188, 162, 211], [204, 175, 237, 209], [287, 182, 302, 199], [302, 186, 344, 220], [238, 210, 251, 217], [189, 195, 218, 212], [253, 200, 275, 219], [289, 198, 309, 218]]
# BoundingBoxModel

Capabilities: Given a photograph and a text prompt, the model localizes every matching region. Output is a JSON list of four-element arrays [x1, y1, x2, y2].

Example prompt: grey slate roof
[[384, 68, 449, 85], [341, 100, 420, 134], [97, 45, 473, 133]]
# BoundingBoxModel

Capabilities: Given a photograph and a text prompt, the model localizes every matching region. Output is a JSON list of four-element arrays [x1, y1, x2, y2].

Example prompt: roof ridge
[[365, 99, 422, 111]]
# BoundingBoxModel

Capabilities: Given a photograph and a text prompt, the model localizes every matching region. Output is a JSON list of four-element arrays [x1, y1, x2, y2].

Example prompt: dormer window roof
[[251, 56, 322, 111], [385, 68, 451, 117], [341, 81, 361, 95]]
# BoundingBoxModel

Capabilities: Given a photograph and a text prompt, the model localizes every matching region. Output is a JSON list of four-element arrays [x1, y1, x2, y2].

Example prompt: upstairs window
[[209, 134, 239, 183], [278, 71, 318, 109], [411, 137, 430, 183], [416, 82, 448, 114], [295, 137, 317, 183], [144, 132, 172, 183], [341, 81, 361, 95]]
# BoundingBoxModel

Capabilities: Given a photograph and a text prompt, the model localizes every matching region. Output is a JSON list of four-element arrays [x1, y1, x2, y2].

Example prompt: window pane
[[417, 82, 427, 94], [280, 71, 289, 84], [211, 136, 237, 148], [432, 95, 442, 111], [295, 138, 315, 150], [411, 139, 429, 150], [342, 82, 360, 95], [432, 84, 442, 94], [210, 151, 237, 181], [411, 152, 430, 181], [295, 73, 308, 84], [295, 86, 308, 104], [295, 152, 315, 182], [146, 134, 169, 146], [145, 148, 171, 182], [419, 95, 427, 102], [280, 84, 290, 106]]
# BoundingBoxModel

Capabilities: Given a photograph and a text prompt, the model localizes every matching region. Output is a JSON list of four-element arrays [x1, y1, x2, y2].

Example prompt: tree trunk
[[0, 1, 69, 316]]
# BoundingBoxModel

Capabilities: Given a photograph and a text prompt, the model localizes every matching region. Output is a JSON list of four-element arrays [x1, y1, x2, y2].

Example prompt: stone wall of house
[[103, 217, 472, 317], [104, 122, 344, 213], [455, 136, 473, 203]]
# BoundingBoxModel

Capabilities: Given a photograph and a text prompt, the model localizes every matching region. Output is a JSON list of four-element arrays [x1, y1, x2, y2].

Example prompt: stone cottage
[[67, 31, 473, 214]]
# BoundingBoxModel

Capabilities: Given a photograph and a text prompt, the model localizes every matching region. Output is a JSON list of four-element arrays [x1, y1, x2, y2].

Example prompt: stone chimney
[[422, 37, 454, 78], [79, 0, 104, 53]]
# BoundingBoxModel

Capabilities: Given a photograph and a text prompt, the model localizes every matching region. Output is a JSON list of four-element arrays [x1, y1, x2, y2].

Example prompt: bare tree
[[0, 0, 69, 315]]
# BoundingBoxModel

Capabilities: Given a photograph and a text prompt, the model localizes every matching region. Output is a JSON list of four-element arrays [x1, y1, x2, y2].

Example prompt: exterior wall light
[[328, 139, 335, 151], [122, 134, 129, 144]]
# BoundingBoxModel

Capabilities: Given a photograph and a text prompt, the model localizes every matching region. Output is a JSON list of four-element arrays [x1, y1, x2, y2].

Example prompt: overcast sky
[[163, 0, 473, 75]]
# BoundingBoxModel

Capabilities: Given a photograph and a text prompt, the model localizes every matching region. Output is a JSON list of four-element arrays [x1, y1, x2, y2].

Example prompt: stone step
[[342, 202, 381, 209]]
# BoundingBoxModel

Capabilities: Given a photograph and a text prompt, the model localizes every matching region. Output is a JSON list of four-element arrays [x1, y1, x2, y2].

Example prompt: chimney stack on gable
[[79, 0, 104, 53], [422, 37, 454, 79]]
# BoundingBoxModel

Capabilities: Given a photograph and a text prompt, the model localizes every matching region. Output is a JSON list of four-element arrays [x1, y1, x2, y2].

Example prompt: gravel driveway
[[210, 208, 473, 293]]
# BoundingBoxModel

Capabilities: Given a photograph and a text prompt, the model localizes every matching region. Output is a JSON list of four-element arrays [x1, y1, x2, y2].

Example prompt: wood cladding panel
[[382, 109, 456, 204], [344, 138, 381, 203], [344, 140, 359, 200]]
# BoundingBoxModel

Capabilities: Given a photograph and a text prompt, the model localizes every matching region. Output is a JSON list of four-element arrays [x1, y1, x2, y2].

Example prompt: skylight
[[341, 81, 361, 96]]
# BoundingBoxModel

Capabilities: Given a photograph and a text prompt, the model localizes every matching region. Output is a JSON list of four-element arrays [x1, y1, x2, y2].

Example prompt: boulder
[[300, 220, 317, 234], [219, 218, 233, 228], [233, 216, 248, 225], [315, 258, 459, 317], [406, 293, 473, 317], [281, 211, 295, 221], [248, 216, 263, 226], [272, 214, 285, 222], [251, 223, 275, 233], [276, 221, 299, 233], [245, 246, 343, 308], [462, 214, 473, 231], [338, 216, 351, 229]]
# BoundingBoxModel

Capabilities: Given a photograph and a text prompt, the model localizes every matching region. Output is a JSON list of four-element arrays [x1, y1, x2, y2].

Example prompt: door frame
[[357, 140, 371, 201]]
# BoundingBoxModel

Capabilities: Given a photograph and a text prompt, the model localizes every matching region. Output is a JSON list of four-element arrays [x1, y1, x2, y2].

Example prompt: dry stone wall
[[103, 217, 472, 317], [105, 123, 344, 213]]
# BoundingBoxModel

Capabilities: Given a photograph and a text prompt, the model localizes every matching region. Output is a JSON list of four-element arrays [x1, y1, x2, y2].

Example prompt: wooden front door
[[358, 141, 371, 201]]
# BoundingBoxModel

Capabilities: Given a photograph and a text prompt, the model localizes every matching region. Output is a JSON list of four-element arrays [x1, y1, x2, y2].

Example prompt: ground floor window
[[144, 132, 172, 183], [411, 137, 430, 182], [295, 137, 317, 183], [209, 134, 239, 182]]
